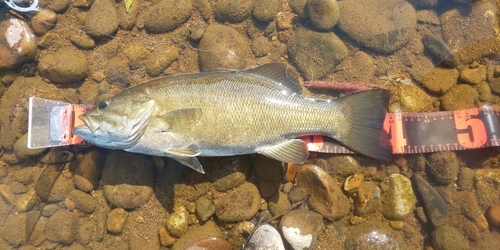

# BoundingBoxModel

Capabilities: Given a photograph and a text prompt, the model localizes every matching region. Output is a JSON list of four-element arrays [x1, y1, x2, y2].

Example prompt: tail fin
[[337, 89, 392, 161]]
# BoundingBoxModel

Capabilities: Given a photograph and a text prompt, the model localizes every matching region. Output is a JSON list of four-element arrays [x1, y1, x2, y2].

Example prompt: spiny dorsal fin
[[244, 63, 303, 94]]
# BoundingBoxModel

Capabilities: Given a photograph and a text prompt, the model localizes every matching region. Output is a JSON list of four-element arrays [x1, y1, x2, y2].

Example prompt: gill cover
[[74, 93, 155, 149]]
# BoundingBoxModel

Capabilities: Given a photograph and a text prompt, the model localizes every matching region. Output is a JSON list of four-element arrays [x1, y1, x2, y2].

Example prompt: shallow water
[[1, 0, 500, 249]]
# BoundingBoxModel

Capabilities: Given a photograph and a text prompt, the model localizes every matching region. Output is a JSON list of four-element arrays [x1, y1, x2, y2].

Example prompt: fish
[[73, 63, 391, 173]]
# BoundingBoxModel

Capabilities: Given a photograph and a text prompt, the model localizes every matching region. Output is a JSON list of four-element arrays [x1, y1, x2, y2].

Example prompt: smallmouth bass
[[73, 63, 391, 173]]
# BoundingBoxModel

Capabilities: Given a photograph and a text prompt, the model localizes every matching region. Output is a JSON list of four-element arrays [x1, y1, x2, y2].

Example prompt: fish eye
[[98, 101, 108, 109]]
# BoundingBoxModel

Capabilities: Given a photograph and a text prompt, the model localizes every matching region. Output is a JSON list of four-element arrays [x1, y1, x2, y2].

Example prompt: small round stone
[[307, 0, 340, 30], [38, 47, 89, 84], [106, 208, 128, 234], [167, 206, 189, 237], [214, 0, 253, 23], [486, 203, 500, 227], [215, 182, 261, 221], [431, 226, 469, 250], [31, 9, 57, 35]]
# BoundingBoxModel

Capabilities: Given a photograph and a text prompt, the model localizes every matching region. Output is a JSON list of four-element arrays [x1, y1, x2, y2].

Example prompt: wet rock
[[440, 0, 495, 52], [40, 148, 75, 164], [185, 237, 232, 250], [106, 208, 128, 234], [431, 226, 469, 250], [46, 0, 70, 12], [172, 221, 223, 250], [70, 32, 96, 50], [288, 184, 308, 203], [417, 10, 440, 25], [460, 65, 487, 85], [31, 9, 57, 35], [329, 51, 375, 83], [288, 26, 348, 80], [244, 223, 285, 250], [456, 192, 481, 221], [475, 169, 500, 208], [104, 57, 132, 87], [485, 203, 500, 227], [353, 181, 381, 216], [122, 43, 147, 70], [421, 67, 458, 95], [195, 197, 215, 222], [422, 34, 459, 67], [14, 133, 47, 158], [167, 206, 189, 237], [15, 189, 39, 212], [73, 149, 105, 192], [251, 35, 270, 57], [253, 155, 282, 198], [253, 0, 279, 22], [290, 0, 308, 19], [9, 181, 28, 194], [144, 46, 179, 76], [268, 191, 291, 216], [0, 17, 37, 69], [346, 222, 405, 249], [193, 0, 212, 21], [213, 172, 246, 192], [37, 167, 73, 202], [337, 0, 416, 54], [279, 210, 323, 250], [296, 164, 351, 220], [85, 0, 119, 38], [1, 213, 27, 246], [12, 167, 35, 185], [46, 210, 78, 244], [159, 226, 176, 246], [67, 190, 96, 213], [102, 151, 155, 209], [427, 151, 460, 185], [408, 0, 438, 8], [307, 0, 339, 31], [457, 167, 475, 189], [441, 84, 479, 111], [118, 0, 139, 30], [39, 47, 89, 84], [412, 174, 448, 227], [344, 173, 364, 193], [198, 24, 250, 70], [215, 182, 261, 221], [214, 0, 252, 23], [77, 219, 94, 245], [145, 0, 192, 33], [42, 204, 59, 217], [382, 174, 417, 220]]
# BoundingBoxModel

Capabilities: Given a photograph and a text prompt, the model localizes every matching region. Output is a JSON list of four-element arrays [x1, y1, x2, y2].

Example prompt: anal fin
[[258, 139, 309, 164]]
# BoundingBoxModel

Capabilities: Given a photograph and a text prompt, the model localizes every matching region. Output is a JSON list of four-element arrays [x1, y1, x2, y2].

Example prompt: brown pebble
[[31, 9, 57, 35], [485, 203, 500, 227]]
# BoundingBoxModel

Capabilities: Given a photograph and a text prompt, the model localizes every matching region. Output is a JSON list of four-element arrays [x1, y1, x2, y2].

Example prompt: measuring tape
[[300, 106, 500, 155]]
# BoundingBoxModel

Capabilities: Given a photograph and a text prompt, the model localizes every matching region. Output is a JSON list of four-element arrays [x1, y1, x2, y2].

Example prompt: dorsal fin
[[244, 63, 303, 94]]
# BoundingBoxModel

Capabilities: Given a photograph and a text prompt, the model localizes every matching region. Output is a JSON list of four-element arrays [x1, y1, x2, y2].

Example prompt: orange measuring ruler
[[300, 106, 500, 155]]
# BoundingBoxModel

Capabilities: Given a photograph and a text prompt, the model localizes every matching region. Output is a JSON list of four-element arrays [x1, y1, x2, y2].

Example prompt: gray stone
[[214, 0, 253, 23], [337, 0, 416, 54], [279, 210, 323, 250], [440, 0, 496, 52], [1, 213, 27, 246], [85, 0, 119, 38], [45, 210, 78, 244], [198, 24, 250, 71], [145, 0, 192, 33], [215, 182, 261, 221], [195, 197, 215, 222], [412, 174, 448, 227], [287, 26, 348, 80], [67, 190, 97, 214], [422, 34, 459, 67], [431, 226, 469, 250], [42, 204, 59, 217], [102, 151, 154, 209], [296, 164, 351, 220], [244, 224, 285, 250], [38, 47, 89, 84]]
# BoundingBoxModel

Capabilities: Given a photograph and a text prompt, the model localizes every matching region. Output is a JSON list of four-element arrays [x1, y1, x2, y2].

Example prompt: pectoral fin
[[170, 155, 205, 174], [159, 108, 202, 132], [168, 144, 201, 157], [258, 139, 309, 164]]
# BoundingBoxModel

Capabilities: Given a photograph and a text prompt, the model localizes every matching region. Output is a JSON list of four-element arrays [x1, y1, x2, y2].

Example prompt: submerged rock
[[279, 209, 324, 250], [382, 174, 417, 220], [346, 222, 405, 249], [198, 24, 250, 70], [337, 0, 416, 54], [215, 182, 261, 221], [244, 223, 285, 250], [307, 0, 340, 30], [412, 174, 448, 227], [0, 17, 37, 69], [145, 0, 192, 33], [38, 47, 89, 84], [296, 164, 351, 220], [214, 0, 253, 23], [431, 226, 469, 250], [85, 0, 119, 38]]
